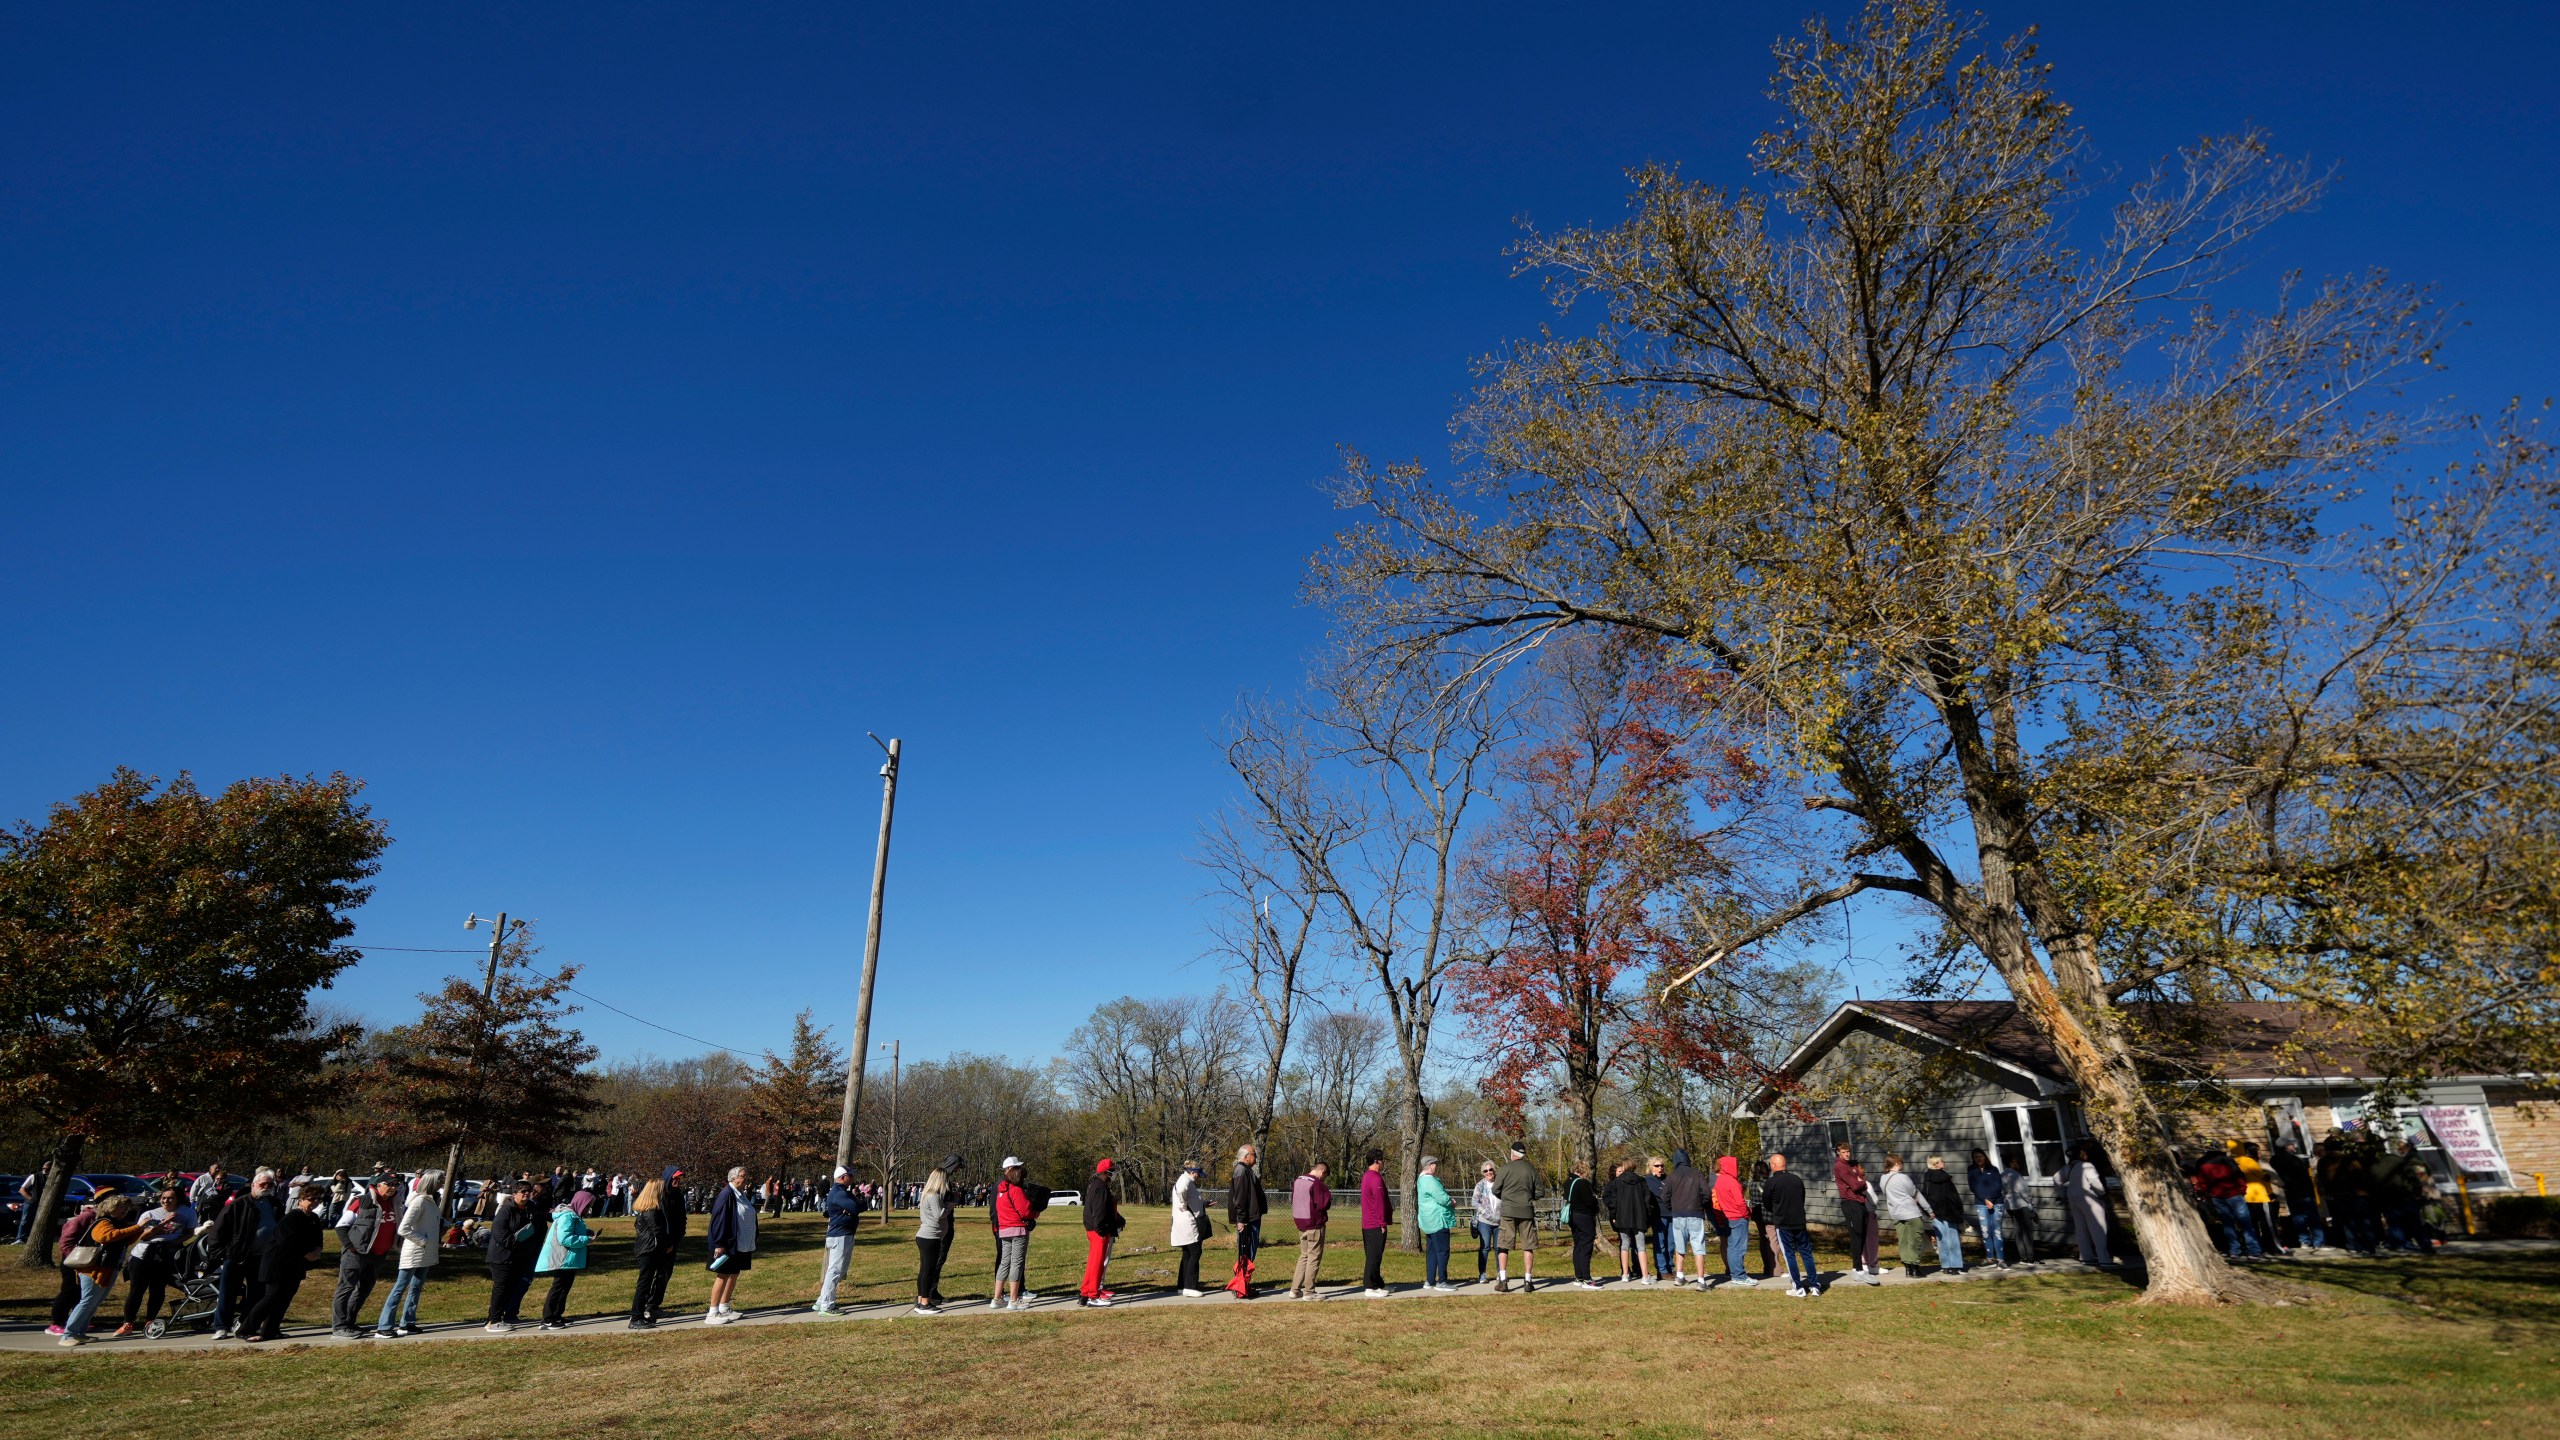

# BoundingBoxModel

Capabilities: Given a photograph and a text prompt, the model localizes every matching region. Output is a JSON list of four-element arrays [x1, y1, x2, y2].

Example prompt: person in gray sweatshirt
[[912, 1155, 963, 1314]]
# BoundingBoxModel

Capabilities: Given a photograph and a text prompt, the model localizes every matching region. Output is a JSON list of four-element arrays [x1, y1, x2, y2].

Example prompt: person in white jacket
[[1170, 1160, 1211, 1296], [375, 1169, 444, 1337]]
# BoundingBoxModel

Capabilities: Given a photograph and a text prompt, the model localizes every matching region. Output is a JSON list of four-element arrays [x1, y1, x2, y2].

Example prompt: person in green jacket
[[1416, 1157, 1456, 1291], [533, 1199, 592, 1331]]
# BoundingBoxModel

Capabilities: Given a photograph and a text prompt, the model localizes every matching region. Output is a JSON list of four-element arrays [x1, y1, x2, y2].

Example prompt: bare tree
[[1061, 994, 1251, 1202], [1288, 1008, 1390, 1177]]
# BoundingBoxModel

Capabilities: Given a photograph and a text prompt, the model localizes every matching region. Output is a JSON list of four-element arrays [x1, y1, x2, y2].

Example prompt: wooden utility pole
[[834, 737, 901, 1174], [450, 911, 514, 1188]]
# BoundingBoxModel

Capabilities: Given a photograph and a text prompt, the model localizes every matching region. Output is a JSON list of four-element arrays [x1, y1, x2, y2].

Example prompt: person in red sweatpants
[[1079, 1157, 1125, 1308]]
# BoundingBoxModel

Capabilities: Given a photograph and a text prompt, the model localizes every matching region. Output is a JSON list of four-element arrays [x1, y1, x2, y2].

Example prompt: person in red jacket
[[1711, 1156, 1758, 1288], [1078, 1158, 1125, 1308], [989, 1158, 1045, 1311]]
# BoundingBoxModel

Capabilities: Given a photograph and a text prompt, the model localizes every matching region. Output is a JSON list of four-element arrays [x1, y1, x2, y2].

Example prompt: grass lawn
[[4, 1209, 2555, 1438]]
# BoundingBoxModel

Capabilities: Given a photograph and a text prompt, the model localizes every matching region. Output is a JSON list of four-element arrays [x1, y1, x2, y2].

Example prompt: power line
[[363, 943, 758, 1057]]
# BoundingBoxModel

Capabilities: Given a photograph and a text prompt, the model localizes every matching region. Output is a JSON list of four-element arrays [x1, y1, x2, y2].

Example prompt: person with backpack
[[990, 1157, 1046, 1311], [1562, 1159, 1601, 1288], [375, 1168, 443, 1337], [243, 1183, 329, 1343], [1358, 1150, 1395, 1297], [1171, 1159, 1211, 1297], [1763, 1154, 1817, 1296], [1493, 1142, 1540, 1293], [1662, 1149, 1712, 1287], [1416, 1156, 1456, 1291], [1078, 1157, 1124, 1308], [813, 1166, 863, 1315], [328, 1172, 402, 1338], [483, 1178, 543, 1332], [1605, 1159, 1657, 1284], [534, 1188, 593, 1330], [1226, 1143, 1267, 1299], [1288, 1160, 1332, 1300]]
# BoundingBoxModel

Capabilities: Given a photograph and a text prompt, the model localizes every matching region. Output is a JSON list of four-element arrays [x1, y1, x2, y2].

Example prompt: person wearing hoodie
[[1227, 1144, 1267, 1299], [1358, 1150, 1395, 1297], [1289, 1160, 1332, 1300], [374, 1169, 444, 1337], [1879, 1154, 1930, 1276], [1966, 1149, 2009, 1265], [1078, 1158, 1125, 1307], [1604, 1160, 1658, 1284], [1663, 1148, 1712, 1286], [1833, 1145, 1882, 1285], [814, 1166, 863, 1315], [1562, 1160, 1601, 1288], [1920, 1156, 1970, 1274], [703, 1166, 756, 1325], [914, 1157, 962, 1314], [1171, 1159, 1211, 1297], [533, 1191, 592, 1330], [1710, 1156, 1758, 1288], [483, 1179, 543, 1332], [990, 1157, 1047, 1311], [1763, 1154, 1817, 1296], [1416, 1156, 1456, 1291]]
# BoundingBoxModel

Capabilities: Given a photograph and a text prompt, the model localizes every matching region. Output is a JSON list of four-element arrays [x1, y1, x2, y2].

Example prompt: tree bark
[[15, 1132, 83, 1270]]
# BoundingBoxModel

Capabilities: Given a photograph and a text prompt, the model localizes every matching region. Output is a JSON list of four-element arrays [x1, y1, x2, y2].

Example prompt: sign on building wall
[[2416, 1105, 2509, 1178]]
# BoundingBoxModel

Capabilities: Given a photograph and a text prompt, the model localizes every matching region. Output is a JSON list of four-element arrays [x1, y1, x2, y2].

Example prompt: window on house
[[1985, 1104, 2068, 1179], [1826, 1120, 1851, 1152]]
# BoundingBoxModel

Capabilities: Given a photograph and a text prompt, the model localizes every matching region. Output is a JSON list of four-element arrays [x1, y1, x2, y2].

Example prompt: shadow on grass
[[2268, 1249, 2560, 1329]]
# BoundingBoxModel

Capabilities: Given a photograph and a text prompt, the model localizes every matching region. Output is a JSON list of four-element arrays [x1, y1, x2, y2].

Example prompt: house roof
[[1738, 999, 2385, 1118]]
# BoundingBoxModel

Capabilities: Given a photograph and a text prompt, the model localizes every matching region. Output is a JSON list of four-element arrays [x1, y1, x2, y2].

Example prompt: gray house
[[1737, 999, 2553, 1240]]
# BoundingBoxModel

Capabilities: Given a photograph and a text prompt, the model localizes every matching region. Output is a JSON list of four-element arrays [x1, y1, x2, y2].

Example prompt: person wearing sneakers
[[532, 1188, 592, 1330], [1563, 1160, 1601, 1288], [1605, 1159, 1658, 1284], [1662, 1149, 1712, 1286], [1833, 1147, 1882, 1285], [1078, 1157, 1125, 1307], [1416, 1156, 1456, 1291], [1288, 1160, 1332, 1299], [1358, 1150, 1395, 1297], [1171, 1159, 1211, 1296], [1226, 1144, 1267, 1299], [814, 1166, 862, 1314], [991, 1157, 1043, 1311], [1469, 1162, 1501, 1284], [1764, 1154, 1817, 1295], [913, 1158, 960, 1314], [1710, 1155, 1757, 1288], [1492, 1143, 1540, 1293], [1880, 1154, 1930, 1277], [703, 1165, 756, 1324]]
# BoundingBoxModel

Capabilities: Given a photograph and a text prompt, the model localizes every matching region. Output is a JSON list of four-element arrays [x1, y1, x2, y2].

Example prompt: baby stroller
[[149, 1232, 223, 1339]]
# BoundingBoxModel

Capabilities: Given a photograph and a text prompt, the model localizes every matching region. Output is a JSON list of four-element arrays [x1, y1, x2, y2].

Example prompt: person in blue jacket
[[814, 1166, 865, 1314], [533, 1194, 592, 1330], [703, 1166, 757, 1325]]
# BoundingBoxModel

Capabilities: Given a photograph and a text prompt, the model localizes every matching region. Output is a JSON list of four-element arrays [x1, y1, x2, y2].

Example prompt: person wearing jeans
[[1417, 1157, 1454, 1289], [815, 1167, 862, 1313], [1470, 1163, 1501, 1283], [1710, 1156, 1756, 1287], [1761, 1154, 1817, 1296], [1966, 1150, 2008, 1265]]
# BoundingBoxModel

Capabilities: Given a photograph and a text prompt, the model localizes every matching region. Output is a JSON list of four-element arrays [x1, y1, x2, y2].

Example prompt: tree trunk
[[1395, 1062, 1429, 1251], [16, 1132, 83, 1270]]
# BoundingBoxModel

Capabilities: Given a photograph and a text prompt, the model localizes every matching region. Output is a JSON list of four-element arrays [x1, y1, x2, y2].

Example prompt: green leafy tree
[[377, 924, 600, 1180], [743, 1009, 845, 1177], [1316, 0, 2551, 1301], [0, 769, 385, 1266]]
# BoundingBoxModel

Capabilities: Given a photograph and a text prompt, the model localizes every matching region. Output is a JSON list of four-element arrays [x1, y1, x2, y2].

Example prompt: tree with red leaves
[[1456, 638, 1797, 1176]]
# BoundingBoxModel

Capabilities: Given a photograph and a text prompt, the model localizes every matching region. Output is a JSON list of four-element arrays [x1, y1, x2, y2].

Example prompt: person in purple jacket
[[1288, 1161, 1332, 1300], [1358, 1150, 1396, 1297]]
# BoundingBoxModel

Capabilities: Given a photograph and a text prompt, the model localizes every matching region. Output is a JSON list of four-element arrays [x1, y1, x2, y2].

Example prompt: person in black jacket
[[1227, 1144, 1268, 1299], [242, 1184, 329, 1342], [1762, 1155, 1815, 1296], [1562, 1160, 1602, 1287], [1919, 1156, 1970, 1275], [207, 1167, 280, 1339], [483, 1179, 541, 1332], [1604, 1160, 1657, 1283], [1078, 1158, 1125, 1308], [626, 1169, 684, 1328]]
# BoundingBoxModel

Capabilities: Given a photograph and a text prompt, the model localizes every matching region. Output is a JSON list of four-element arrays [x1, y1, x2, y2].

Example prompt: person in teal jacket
[[1416, 1156, 1456, 1291], [533, 1200, 592, 1331]]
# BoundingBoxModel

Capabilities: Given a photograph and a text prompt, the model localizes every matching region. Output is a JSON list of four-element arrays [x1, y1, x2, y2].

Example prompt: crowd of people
[[21, 1122, 2446, 1349]]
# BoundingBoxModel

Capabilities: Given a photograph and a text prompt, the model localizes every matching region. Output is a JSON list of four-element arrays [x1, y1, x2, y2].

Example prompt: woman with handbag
[[59, 1194, 160, 1347], [1170, 1159, 1212, 1297]]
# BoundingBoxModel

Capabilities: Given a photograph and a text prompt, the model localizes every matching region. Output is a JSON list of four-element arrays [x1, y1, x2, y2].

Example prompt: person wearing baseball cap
[[990, 1157, 1043, 1311], [814, 1166, 862, 1315], [1078, 1158, 1125, 1307]]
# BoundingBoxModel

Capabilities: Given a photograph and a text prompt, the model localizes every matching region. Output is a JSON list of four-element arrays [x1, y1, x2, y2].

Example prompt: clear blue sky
[[5, 2, 2553, 1067]]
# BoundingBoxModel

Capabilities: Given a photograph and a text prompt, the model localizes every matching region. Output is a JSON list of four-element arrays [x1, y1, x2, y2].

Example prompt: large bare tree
[[1313, 0, 2543, 1302]]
